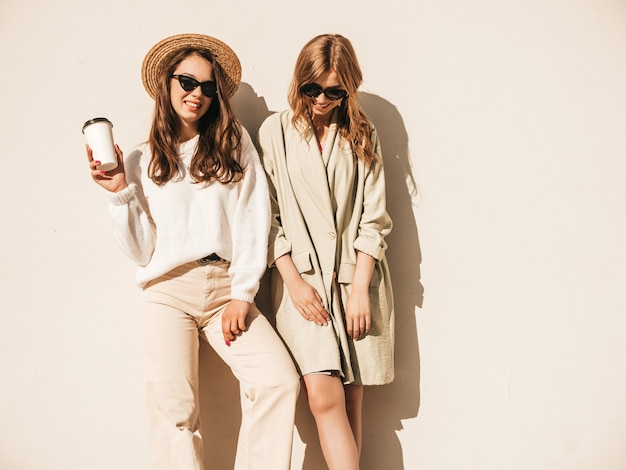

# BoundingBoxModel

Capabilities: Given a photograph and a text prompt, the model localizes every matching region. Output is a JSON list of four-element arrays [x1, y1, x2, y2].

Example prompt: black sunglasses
[[301, 83, 348, 101], [171, 74, 218, 97]]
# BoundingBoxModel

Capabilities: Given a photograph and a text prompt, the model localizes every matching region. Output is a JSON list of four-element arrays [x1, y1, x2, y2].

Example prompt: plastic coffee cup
[[82, 117, 118, 172]]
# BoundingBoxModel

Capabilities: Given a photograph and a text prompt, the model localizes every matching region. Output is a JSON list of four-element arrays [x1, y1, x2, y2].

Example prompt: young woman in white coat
[[86, 33, 299, 470], [258, 34, 395, 470]]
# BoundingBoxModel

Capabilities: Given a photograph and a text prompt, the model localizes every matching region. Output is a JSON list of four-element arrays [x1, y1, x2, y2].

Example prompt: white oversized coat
[[258, 110, 394, 385]]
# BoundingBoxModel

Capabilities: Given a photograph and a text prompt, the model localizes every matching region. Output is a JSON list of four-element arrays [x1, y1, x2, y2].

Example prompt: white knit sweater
[[108, 129, 270, 303]]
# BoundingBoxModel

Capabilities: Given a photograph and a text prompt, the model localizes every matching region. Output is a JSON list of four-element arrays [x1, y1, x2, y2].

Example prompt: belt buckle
[[197, 253, 222, 265]]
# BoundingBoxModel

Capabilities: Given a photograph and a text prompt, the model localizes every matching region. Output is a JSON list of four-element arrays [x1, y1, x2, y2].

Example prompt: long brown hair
[[148, 48, 243, 185], [288, 34, 377, 167]]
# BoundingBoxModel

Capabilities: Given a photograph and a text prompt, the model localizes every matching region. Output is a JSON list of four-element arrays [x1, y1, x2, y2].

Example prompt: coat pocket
[[338, 263, 355, 284], [292, 251, 313, 274]]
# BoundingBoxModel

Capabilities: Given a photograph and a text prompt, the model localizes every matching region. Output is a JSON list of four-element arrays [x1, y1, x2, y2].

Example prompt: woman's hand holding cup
[[86, 143, 128, 193]]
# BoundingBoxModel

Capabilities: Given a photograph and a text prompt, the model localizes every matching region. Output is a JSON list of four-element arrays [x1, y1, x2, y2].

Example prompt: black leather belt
[[197, 253, 226, 265]]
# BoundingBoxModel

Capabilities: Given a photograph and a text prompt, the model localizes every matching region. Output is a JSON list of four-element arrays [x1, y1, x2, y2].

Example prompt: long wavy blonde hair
[[148, 48, 243, 185], [288, 34, 377, 167]]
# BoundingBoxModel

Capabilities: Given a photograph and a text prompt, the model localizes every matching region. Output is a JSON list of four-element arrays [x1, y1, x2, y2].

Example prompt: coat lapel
[[285, 116, 336, 230]]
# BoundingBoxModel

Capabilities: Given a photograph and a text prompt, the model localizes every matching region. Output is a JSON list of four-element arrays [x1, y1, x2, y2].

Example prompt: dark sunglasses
[[301, 83, 348, 101], [171, 74, 218, 97]]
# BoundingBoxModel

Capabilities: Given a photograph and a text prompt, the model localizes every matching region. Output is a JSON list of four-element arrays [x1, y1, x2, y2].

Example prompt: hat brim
[[141, 33, 241, 99]]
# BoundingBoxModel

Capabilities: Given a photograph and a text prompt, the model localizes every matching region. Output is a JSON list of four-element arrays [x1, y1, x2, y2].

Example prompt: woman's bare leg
[[303, 374, 359, 470], [344, 384, 364, 456]]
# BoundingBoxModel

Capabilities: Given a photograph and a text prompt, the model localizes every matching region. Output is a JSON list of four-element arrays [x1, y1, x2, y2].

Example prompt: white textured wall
[[1, 1, 625, 469]]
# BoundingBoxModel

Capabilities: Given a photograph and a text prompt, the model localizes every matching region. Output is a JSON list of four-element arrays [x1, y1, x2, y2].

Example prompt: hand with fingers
[[345, 287, 371, 340], [86, 143, 128, 193], [222, 300, 250, 346], [286, 277, 330, 327]]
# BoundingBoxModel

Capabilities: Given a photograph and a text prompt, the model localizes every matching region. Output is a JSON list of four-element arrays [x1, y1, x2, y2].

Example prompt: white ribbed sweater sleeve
[[228, 134, 271, 302], [107, 130, 270, 303]]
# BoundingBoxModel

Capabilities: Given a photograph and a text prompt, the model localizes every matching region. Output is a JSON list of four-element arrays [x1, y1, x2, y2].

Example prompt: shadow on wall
[[197, 83, 423, 470], [360, 93, 423, 470]]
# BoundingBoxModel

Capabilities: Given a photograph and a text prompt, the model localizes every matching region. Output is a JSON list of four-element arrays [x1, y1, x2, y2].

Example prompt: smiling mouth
[[185, 100, 201, 109], [313, 102, 331, 109]]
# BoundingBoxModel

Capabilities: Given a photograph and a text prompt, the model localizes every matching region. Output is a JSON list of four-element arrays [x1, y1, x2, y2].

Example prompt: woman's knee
[[271, 370, 301, 400], [146, 379, 200, 430], [305, 376, 346, 417]]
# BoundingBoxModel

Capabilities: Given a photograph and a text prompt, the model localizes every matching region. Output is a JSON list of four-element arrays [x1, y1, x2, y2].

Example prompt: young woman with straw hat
[[86, 33, 299, 470]]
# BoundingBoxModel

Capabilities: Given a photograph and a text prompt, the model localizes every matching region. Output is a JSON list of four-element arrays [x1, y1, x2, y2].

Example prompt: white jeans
[[141, 261, 300, 470]]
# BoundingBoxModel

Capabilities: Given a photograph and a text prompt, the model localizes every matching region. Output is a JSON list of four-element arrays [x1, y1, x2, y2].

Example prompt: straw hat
[[141, 33, 242, 99]]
